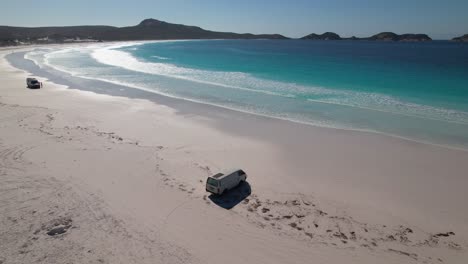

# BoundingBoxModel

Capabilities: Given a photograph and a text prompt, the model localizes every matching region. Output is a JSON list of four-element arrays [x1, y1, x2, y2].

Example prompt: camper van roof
[[211, 169, 244, 180], [212, 173, 224, 179], [225, 168, 243, 175]]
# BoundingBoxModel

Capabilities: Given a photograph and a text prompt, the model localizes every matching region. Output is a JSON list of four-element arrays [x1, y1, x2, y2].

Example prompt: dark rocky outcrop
[[452, 34, 468, 42], [0, 18, 289, 46]]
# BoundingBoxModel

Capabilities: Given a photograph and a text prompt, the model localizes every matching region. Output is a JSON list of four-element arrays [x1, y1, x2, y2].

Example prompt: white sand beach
[[1, 46, 468, 264]]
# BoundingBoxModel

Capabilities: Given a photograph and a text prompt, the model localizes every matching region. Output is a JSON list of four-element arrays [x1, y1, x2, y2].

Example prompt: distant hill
[[0, 18, 289, 46], [452, 34, 468, 42], [300, 32, 341, 40], [300, 32, 432, 42]]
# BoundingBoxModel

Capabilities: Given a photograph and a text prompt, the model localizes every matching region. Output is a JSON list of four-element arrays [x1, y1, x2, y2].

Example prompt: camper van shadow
[[208, 181, 251, 210]]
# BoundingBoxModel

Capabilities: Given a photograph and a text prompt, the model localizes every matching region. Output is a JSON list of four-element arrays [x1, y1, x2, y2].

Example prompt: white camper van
[[206, 169, 247, 195]]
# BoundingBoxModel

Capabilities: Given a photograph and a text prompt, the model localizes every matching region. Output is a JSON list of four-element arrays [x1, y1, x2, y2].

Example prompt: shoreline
[[7, 44, 468, 153], [1, 45, 468, 263]]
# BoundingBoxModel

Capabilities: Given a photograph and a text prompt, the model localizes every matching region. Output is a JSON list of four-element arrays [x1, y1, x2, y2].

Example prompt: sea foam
[[90, 44, 468, 125]]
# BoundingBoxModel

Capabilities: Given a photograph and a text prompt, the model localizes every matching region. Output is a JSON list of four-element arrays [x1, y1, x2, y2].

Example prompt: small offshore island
[[300, 32, 432, 41]]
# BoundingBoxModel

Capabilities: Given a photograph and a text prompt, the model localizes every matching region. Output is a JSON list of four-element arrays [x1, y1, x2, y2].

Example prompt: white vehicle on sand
[[206, 169, 247, 195]]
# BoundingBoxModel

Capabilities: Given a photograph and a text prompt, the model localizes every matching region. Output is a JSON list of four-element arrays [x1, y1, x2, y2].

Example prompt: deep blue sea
[[26, 40, 468, 149]]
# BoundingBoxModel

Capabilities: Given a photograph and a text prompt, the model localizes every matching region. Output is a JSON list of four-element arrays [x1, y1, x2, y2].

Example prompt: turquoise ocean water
[[26, 40, 468, 149]]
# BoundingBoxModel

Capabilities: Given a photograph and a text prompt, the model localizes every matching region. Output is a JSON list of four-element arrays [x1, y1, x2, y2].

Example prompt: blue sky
[[2, 0, 467, 39]]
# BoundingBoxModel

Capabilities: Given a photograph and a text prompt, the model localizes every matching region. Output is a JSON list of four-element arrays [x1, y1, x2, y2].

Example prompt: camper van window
[[207, 178, 218, 186]]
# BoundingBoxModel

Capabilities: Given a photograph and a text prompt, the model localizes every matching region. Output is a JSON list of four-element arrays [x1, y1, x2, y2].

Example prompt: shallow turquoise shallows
[[38, 40, 468, 149]]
